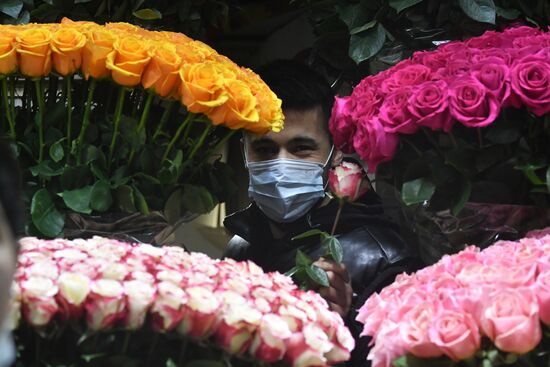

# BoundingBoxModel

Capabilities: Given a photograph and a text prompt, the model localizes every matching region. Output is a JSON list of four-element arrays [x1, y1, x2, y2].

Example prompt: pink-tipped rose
[[85, 279, 125, 330], [249, 314, 292, 362], [178, 286, 221, 339], [480, 288, 541, 354], [328, 161, 370, 202], [123, 280, 156, 329], [285, 324, 333, 367], [57, 272, 91, 320], [21, 277, 59, 327], [215, 303, 262, 355], [150, 281, 187, 332]]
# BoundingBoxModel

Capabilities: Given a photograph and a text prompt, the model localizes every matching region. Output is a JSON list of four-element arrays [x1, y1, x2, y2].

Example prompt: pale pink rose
[[526, 227, 550, 240], [328, 161, 370, 202], [534, 270, 550, 325], [57, 273, 91, 320], [249, 314, 292, 362], [21, 277, 59, 327], [214, 303, 262, 355], [480, 288, 541, 354], [85, 279, 125, 330], [178, 286, 220, 339], [284, 324, 333, 367], [440, 246, 480, 275], [428, 310, 480, 361], [367, 321, 406, 367], [399, 302, 442, 358], [407, 80, 453, 132], [150, 281, 187, 332], [123, 280, 156, 329], [356, 293, 386, 337]]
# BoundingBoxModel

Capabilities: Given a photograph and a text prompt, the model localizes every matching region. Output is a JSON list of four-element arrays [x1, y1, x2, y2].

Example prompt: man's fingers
[[314, 258, 350, 283], [326, 300, 346, 318]]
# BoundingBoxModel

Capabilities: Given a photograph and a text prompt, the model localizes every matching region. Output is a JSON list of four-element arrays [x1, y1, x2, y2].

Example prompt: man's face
[[0, 204, 16, 325], [245, 107, 332, 164]]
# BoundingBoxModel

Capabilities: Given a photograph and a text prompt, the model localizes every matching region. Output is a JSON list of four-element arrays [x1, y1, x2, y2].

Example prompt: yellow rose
[[178, 61, 235, 114], [60, 17, 97, 31], [105, 37, 151, 87], [176, 40, 217, 64], [160, 31, 193, 46], [82, 28, 116, 79], [51, 26, 86, 76], [16, 27, 52, 78], [207, 79, 259, 129], [142, 43, 181, 97], [105, 22, 139, 34], [0, 29, 17, 75]]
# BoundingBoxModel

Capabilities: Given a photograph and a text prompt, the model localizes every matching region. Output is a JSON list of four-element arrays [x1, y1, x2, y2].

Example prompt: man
[[223, 60, 419, 365], [0, 138, 22, 366]]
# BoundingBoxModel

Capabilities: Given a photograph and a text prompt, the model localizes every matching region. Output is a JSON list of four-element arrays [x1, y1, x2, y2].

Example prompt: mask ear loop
[[322, 145, 335, 190]]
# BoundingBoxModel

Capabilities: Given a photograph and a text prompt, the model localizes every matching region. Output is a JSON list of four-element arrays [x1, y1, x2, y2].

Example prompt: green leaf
[[90, 180, 112, 212], [402, 178, 436, 205], [350, 19, 376, 35], [49, 139, 65, 162], [30, 161, 63, 178], [164, 189, 182, 224], [82, 353, 106, 362], [181, 184, 217, 214], [503, 353, 517, 364], [292, 229, 325, 241], [31, 189, 65, 238], [458, 0, 496, 24], [516, 164, 546, 186], [110, 166, 130, 188], [0, 0, 23, 19], [166, 359, 177, 367], [60, 186, 93, 214], [495, 6, 520, 19], [322, 236, 343, 263], [61, 165, 91, 190], [452, 179, 471, 215], [296, 249, 313, 267], [546, 166, 550, 194], [349, 23, 386, 64], [389, 0, 423, 13], [285, 265, 301, 277], [116, 185, 136, 213], [133, 186, 150, 215], [184, 360, 224, 367], [133, 8, 162, 20], [306, 265, 330, 287], [337, 3, 372, 31]]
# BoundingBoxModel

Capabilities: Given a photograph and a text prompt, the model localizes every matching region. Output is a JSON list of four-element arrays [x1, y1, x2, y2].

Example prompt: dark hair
[[0, 138, 23, 236], [258, 60, 334, 131]]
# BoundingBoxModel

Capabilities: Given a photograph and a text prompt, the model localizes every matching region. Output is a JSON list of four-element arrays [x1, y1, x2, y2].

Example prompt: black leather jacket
[[223, 191, 420, 366]]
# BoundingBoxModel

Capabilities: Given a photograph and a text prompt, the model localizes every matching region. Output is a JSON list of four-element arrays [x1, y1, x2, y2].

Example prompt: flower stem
[[108, 87, 127, 169], [146, 333, 159, 365], [1, 78, 15, 139], [66, 76, 73, 155], [128, 93, 154, 165], [121, 332, 131, 354], [188, 121, 213, 161], [161, 112, 194, 162], [178, 338, 189, 366], [331, 200, 344, 236], [76, 78, 97, 164], [189, 128, 236, 180], [34, 79, 45, 163], [153, 100, 175, 140]]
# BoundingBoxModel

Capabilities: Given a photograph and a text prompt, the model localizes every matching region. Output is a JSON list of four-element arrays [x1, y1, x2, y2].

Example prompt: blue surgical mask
[[246, 148, 333, 223], [0, 325, 14, 367]]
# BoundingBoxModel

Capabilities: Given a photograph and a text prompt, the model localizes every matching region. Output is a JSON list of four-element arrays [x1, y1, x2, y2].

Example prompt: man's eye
[[294, 145, 314, 152]]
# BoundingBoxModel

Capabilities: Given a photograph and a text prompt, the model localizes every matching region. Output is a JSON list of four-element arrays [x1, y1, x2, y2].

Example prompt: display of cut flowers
[[356, 227, 550, 367], [10, 236, 353, 366], [0, 18, 283, 241]]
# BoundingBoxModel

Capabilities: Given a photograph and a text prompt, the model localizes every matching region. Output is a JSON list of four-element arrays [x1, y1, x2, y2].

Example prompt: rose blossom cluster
[[330, 26, 550, 171], [11, 237, 353, 367], [356, 228, 550, 367]]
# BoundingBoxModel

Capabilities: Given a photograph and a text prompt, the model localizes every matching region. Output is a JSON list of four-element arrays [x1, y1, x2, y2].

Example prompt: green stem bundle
[[76, 78, 97, 164], [153, 100, 175, 140], [162, 112, 195, 162], [1, 78, 15, 139], [66, 76, 73, 154], [34, 79, 45, 163], [108, 87, 127, 169]]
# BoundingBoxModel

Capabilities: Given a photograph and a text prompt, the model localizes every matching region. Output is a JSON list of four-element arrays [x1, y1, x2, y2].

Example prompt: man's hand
[[312, 258, 353, 318]]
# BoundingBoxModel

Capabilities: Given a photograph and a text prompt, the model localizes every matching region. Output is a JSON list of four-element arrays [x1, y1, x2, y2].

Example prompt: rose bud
[[178, 286, 221, 339], [21, 277, 59, 327], [85, 279, 125, 331], [328, 161, 370, 202], [285, 324, 333, 367], [123, 280, 156, 330], [215, 303, 262, 355], [57, 273, 91, 320], [249, 314, 292, 363], [150, 281, 187, 332]]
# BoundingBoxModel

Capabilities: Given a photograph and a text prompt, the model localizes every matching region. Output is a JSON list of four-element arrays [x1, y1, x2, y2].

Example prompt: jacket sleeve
[[222, 235, 250, 261]]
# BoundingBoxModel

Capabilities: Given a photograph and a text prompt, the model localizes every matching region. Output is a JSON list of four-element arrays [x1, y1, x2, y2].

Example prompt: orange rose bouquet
[[0, 18, 283, 240]]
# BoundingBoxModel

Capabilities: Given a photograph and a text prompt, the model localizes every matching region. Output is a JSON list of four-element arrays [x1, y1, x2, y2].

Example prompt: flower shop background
[[2, 0, 550, 257]]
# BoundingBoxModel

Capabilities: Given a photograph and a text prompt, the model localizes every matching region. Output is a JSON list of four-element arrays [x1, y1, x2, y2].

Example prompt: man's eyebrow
[[250, 138, 276, 147], [288, 136, 319, 148]]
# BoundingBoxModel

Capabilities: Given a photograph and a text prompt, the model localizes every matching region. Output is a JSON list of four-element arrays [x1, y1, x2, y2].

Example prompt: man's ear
[[331, 149, 344, 168]]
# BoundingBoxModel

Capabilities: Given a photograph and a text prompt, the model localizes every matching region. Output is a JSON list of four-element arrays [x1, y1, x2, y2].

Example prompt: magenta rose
[[471, 59, 511, 106], [381, 64, 432, 94], [501, 26, 543, 47], [350, 81, 383, 119], [329, 96, 356, 153], [471, 48, 513, 66], [412, 50, 449, 72], [379, 88, 419, 134], [436, 59, 471, 80], [510, 55, 550, 116], [449, 77, 500, 127], [408, 80, 453, 132], [352, 117, 399, 173], [466, 30, 502, 49]]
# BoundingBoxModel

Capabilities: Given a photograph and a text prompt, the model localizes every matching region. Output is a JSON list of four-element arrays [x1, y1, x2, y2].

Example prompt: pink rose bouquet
[[356, 228, 550, 367], [12, 237, 353, 366]]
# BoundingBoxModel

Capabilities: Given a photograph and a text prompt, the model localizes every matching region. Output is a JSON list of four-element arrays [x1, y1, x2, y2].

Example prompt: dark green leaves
[[133, 8, 162, 20], [0, 0, 23, 19], [349, 23, 386, 64], [49, 139, 65, 162], [402, 178, 436, 205], [306, 265, 330, 287], [181, 184, 217, 214], [60, 186, 93, 214], [458, 0, 496, 24], [31, 189, 64, 238], [322, 236, 343, 263], [388, 0, 423, 13], [90, 180, 113, 212], [292, 229, 325, 241], [296, 249, 313, 267]]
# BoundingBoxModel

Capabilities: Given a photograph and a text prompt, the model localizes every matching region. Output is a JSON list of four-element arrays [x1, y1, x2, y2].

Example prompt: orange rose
[[142, 44, 181, 97], [0, 29, 17, 75], [60, 17, 97, 31], [207, 79, 259, 129], [159, 31, 193, 46], [16, 27, 52, 78], [105, 22, 139, 34], [176, 40, 216, 64], [105, 37, 151, 87], [82, 28, 115, 79], [179, 61, 235, 114], [51, 26, 86, 76]]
